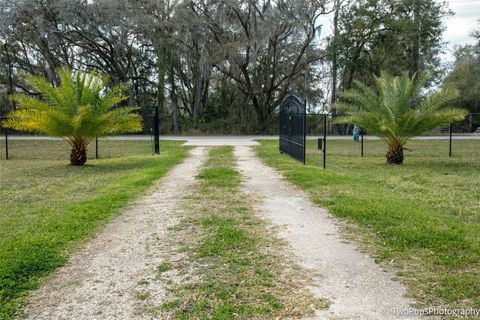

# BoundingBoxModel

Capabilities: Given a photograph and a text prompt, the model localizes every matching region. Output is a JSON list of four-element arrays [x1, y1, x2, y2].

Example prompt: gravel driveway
[[22, 147, 207, 320], [21, 145, 425, 319], [235, 145, 423, 320]]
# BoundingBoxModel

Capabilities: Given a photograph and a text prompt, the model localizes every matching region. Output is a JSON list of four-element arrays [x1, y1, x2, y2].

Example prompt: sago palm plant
[[3, 68, 142, 165], [337, 72, 467, 164]]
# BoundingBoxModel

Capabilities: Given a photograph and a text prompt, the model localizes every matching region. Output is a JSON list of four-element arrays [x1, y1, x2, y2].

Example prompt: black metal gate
[[279, 94, 306, 164]]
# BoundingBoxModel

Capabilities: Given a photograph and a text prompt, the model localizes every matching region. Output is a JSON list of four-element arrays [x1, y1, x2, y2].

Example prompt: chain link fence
[[308, 113, 480, 167], [0, 115, 157, 160]]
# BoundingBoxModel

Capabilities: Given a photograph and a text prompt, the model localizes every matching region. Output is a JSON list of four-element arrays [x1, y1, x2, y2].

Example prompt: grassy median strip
[[159, 146, 326, 319], [256, 140, 480, 310], [0, 141, 189, 319]]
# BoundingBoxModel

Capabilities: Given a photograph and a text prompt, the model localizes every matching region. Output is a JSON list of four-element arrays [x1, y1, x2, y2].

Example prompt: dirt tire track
[[21, 147, 207, 320], [235, 145, 423, 320]]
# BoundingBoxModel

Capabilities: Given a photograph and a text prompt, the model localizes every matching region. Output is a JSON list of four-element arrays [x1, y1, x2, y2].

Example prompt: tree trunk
[[69, 137, 88, 166], [156, 46, 167, 124], [169, 63, 180, 134], [386, 141, 404, 165], [192, 70, 210, 119], [250, 93, 269, 132], [410, 0, 421, 76], [192, 75, 203, 118], [331, 0, 340, 107], [192, 46, 210, 119], [328, 0, 342, 135], [6, 48, 15, 112]]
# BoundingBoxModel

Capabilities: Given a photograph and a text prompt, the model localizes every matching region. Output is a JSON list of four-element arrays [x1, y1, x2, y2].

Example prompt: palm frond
[[95, 83, 129, 113], [6, 68, 143, 139], [418, 87, 459, 112], [98, 107, 143, 135], [338, 71, 467, 141], [25, 75, 65, 109], [9, 94, 51, 111], [3, 108, 72, 136]]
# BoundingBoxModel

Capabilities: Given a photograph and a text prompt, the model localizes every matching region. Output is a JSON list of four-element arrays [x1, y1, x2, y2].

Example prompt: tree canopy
[[0, 0, 468, 134], [444, 27, 480, 114]]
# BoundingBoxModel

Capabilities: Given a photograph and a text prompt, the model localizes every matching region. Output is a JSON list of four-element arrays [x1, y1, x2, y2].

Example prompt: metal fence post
[[449, 122, 453, 157], [95, 136, 99, 159], [151, 130, 154, 155], [154, 107, 160, 155], [360, 130, 364, 157], [323, 114, 327, 169], [5, 127, 8, 160], [303, 99, 306, 165]]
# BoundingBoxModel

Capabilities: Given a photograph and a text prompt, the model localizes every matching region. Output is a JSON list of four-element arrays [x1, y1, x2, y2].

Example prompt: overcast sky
[[440, 0, 479, 61]]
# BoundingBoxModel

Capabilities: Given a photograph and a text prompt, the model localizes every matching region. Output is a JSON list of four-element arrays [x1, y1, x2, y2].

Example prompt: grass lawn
[[256, 139, 480, 310], [159, 146, 324, 319], [0, 141, 188, 319]]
